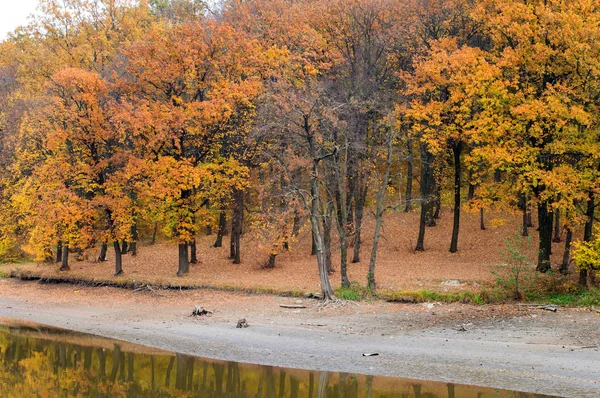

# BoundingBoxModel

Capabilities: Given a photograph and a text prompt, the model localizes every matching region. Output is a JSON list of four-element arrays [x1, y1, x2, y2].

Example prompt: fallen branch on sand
[[517, 304, 558, 312]]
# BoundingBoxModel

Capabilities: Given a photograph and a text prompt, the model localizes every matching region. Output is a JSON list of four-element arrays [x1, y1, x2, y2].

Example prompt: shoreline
[[0, 279, 598, 397]]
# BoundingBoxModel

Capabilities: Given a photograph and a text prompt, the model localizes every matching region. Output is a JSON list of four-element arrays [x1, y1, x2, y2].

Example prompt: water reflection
[[0, 323, 554, 397]]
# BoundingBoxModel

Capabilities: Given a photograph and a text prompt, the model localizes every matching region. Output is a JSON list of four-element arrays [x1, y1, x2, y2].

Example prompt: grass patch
[[335, 282, 368, 301], [539, 288, 600, 307], [381, 288, 490, 304]]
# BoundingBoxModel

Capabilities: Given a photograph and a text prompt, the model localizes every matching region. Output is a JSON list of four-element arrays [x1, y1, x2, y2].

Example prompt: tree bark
[[405, 139, 413, 212], [536, 201, 553, 273], [323, 200, 334, 274], [177, 243, 189, 277], [552, 208, 561, 243], [121, 240, 128, 255], [56, 241, 63, 263], [229, 189, 243, 264], [351, 183, 367, 263], [114, 241, 123, 276], [560, 228, 572, 275], [581, 192, 595, 287], [129, 225, 138, 256], [450, 142, 462, 253], [520, 194, 529, 237], [334, 184, 350, 287], [98, 242, 108, 262], [368, 133, 393, 294], [480, 208, 486, 231], [213, 211, 226, 248], [190, 239, 198, 264], [60, 244, 70, 271], [151, 222, 158, 245], [415, 144, 434, 252]]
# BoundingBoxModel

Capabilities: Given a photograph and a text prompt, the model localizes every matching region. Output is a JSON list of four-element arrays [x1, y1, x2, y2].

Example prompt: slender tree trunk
[[323, 200, 333, 274], [405, 139, 413, 212], [121, 240, 128, 255], [98, 242, 108, 262], [60, 244, 70, 271], [560, 228, 572, 275], [177, 243, 189, 277], [450, 142, 462, 253], [368, 133, 394, 294], [266, 252, 276, 269], [467, 170, 475, 201], [553, 208, 561, 243], [56, 241, 62, 263], [415, 144, 434, 252], [537, 201, 553, 273], [520, 194, 529, 237], [213, 211, 226, 248], [190, 239, 198, 264], [334, 185, 350, 287], [433, 179, 441, 221], [229, 189, 243, 264], [480, 208, 486, 230], [151, 222, 158, 245], [526, 205, 533, 227], [129, 225, 138, 256], [581, 192, 595, 287], [352, 184, 367, 263], [114, 241, 123, 276], [311, 230, 317, 256]]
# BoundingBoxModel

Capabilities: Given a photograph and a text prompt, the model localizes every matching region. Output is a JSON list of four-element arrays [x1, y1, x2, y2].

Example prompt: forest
[[1, 0, 600, 301]]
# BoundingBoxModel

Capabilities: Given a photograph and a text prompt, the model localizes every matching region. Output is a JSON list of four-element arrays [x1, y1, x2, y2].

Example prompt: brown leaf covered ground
[[7, 209, 575, 294]]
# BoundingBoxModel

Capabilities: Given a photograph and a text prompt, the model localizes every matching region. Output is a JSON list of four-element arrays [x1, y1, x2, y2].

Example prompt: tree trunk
[[213, 211, 226, 248], [552, 208, 561, 243], [352, 184, 367, 263], [415, 144, 434, 252], [581, 192, 595, 287], [190, 239, 198, 264], [151, 222, 158, 245], [323, 200, 333, 274], [114, 241, 123, 276], [480, 208, 486, 230], [450, 142, 462, 253], [266, 252, 276, 269], [177, 243, 189, 277], [98, 242, 108, 262], [129, 225, 138, 256], [536, 201, 553, 273], [334, 184, 350, 287], [121, 240, 128, 255], [467, 169, 475, 201], [311, 230, 317, 256], [229, 189, 243, 264], [560, 228, 572, 275], [56, 241, 63, 263], [368, 133, 394, 294], [405, 139, 413, 212], [526, 205, 533, 228], [520, 194, 529, 237], [433, 179, 441, 221], [60, 244, 70, 271]]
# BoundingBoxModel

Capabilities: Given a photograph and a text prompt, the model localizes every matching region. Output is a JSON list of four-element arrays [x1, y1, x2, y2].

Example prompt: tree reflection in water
[[0, 325, 554, 397]]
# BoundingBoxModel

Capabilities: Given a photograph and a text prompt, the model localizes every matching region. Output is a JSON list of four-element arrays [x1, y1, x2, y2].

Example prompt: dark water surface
[[0, 321, 556, 397]]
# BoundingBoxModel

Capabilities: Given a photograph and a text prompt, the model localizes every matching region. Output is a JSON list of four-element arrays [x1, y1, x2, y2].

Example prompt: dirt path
[[0, 279, 598, 397]]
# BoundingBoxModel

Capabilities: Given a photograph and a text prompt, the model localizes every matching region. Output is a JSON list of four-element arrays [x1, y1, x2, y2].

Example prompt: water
[[0, 321, 555, 397]]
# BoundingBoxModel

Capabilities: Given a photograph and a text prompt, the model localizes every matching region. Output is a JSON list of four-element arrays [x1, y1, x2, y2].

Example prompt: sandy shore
[[0, 278, 598, 397]]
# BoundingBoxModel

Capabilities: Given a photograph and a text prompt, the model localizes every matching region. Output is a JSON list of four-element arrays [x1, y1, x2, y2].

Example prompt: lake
[[0, 320, 556, 397]]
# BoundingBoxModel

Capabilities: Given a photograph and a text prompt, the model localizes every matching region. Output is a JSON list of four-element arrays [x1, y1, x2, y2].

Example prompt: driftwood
[[237, 318, 249, 328], [279, 304, 306, 309], [190, 306, 213, 317], [517, 304, 558, 312], [362, 353, 379, 357]]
